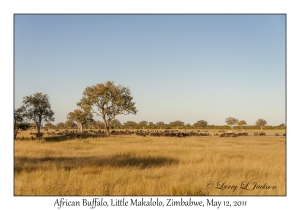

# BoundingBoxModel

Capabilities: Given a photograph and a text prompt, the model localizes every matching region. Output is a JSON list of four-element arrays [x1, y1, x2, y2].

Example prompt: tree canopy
[[45, 122, 55, 129], [77, 81, 137, 136], [193, 120, 208, 129], [64, 120, 77, 129], [56, 122, 65, 129], [138, 121, 148, 129], [170, 120, 185, 129], [255, 119, 267, 130], [225, 117, 239, 130], [238, 120, 247, 130], [110, 119, 122, 129], [123, 121, 138, 129], [156, 122, 164, 129], [22, 92, 55, 137], [67, 109, 93, 133], [14, 106, 30, 139]]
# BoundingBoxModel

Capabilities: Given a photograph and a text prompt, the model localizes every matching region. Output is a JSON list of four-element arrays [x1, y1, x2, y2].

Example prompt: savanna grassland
[[14, 130, 286, 196]]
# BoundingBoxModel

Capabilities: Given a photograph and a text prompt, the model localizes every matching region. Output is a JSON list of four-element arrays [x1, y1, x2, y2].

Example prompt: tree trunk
[[14, 120, 18, 140], [106, 125, 110, 136], [77, 122, 83, 133], [35, 117, 43, 139], [103, 119, 110, 136], [36, 121, 41, 139], [38, 126, 41, 138], [14, 127, 19, 140]]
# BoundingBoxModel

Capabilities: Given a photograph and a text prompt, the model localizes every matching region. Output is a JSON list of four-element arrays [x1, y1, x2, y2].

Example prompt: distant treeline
[[205, 125, 286, 130], [40, 120, 286, 130]]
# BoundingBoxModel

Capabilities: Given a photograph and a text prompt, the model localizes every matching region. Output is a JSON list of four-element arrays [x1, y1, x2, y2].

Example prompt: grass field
[[14, 131, 286, 196]]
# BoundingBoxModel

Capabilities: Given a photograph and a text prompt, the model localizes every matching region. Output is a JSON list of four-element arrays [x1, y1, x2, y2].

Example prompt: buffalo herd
[[108, 130, 284, 138], [31, 129, 286, 138]]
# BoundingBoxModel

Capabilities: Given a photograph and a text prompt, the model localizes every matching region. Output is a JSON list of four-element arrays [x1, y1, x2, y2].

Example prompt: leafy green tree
[[110, 119, 122, 129], [164, 123, 172, 129], [22, 92, 55, 137], [138, 121, 148, 129], [148, 122, 155, 129], [45, 122, 55, 129], [255, 119, 267, 130], [14, 106, 30, 139], [77, 81, 138, 136], [67, 109, 93, 133], [83, 121, 96, 129], [193, 120, 208, 129], [225, 117, 239, 130], [238, 120, 247, 130], [170, 120, 185, 129], [123, 121, 138, 129], [56, 122, 65, 129], [64, 120, 77, 129], [156, 121, 164, 129], [185, 123, 191, 129], [95, 120, 105, 129]]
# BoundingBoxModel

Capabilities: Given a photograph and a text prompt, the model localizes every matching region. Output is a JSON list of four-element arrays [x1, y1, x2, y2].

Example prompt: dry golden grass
[[14, 134, 286, 196]]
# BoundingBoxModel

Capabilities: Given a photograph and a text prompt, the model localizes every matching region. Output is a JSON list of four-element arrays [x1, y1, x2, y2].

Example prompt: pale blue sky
[[14, 14, 286, 126]]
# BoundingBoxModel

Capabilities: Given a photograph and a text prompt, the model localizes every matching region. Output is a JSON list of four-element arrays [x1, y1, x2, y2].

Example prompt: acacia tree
[[170, 120, 184, 129], [67, 109, 93, 133], [148, 122, 155, 129], [95, 120, 105, 129], [225, 117, 239, 130], [138, 121, 148, 129], [185, 123, 191, 129], [22, 92, 55, 137], [64, 120, 77, 129], [256, 119, 267, 130], [238, 120, 247, 130], [110, 119, 122, 129], [44, 122, 55, 129], [56, 122, 65, 129], [123, 121, 138, 129], [14, 106, 30, 139], [156, 122, 164, 129], [86, 120, 101, 129], [193, 120, 208, 129], [77, 81, 138, 136]]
